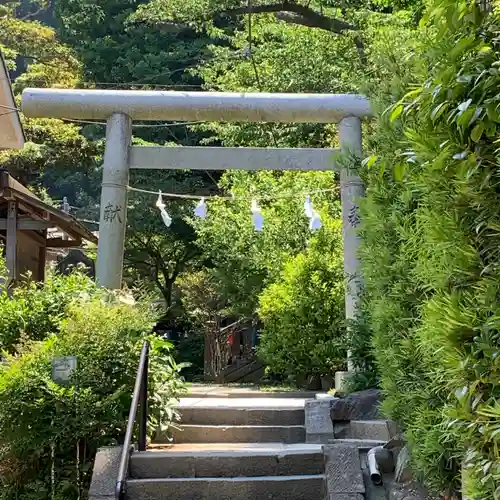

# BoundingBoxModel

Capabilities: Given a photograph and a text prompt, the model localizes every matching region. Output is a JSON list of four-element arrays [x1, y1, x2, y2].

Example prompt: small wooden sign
[[51, 356, 77, 386]]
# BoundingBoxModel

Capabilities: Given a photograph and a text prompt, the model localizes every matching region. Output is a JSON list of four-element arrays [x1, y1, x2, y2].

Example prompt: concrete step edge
[[166, 424, 307, 444], [177, 406, 305, 411], [185, 392, 321, 399], [178, 425, 306, 429], [132, 449, 323, 459], [127, 474, 326, 484]]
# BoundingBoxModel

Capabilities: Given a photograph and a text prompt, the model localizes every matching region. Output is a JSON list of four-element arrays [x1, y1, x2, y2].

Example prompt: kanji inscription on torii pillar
[[347, 204, 360, 228], [103, 202, 123, 224]]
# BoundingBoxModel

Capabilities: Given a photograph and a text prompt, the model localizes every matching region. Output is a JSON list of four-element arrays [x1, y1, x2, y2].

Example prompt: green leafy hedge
[[360, 1, 500, 496], [0, 275, 183, 500], [0, 268, 97, 354], [258, 218, 346, 378]]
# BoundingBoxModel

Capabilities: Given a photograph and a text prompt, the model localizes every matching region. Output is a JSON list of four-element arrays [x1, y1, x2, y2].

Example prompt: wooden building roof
[[0, 169, 97, 248]]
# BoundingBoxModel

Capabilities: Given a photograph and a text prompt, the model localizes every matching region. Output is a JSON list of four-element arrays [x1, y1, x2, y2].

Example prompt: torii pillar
[[338, 116, 364, 375]]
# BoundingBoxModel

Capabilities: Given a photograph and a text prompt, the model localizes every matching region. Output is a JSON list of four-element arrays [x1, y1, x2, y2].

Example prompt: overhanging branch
[[221, 1, 366, 63], [222, 1, 356, 34]]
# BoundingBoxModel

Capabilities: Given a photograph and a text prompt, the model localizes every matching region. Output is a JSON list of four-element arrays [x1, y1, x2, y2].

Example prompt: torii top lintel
[[21, 89, 372, 123]]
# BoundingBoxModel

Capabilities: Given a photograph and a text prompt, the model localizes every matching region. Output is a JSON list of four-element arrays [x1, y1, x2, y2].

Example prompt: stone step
[[130, 446, 324, 479], [126, 474, 326, 500], [178, 406, 305, 426], [163, 424, 306, 444], [185, 384, 321, 399]]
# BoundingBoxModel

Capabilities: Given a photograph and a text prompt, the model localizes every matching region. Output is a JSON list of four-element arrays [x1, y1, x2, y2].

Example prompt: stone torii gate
[[22, 88, 372, 374]]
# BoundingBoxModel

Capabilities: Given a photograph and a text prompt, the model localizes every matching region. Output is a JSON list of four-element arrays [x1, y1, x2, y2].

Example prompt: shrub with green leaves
[[0, 269, 98, 353], [0, 289, 183, 499], [359, 1, 500, 496], [257, 219, 346, 378]]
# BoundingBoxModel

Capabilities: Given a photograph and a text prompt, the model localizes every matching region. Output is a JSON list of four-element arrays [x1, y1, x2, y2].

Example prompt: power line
[[4, 51, 248, 90], [89, 82, 204, 88], [0, 109, 19, 118], [0, 103, 20, 112], [59, 117, 208, 128], [1, 77, 204, 88], [0, 103, 208, 128]]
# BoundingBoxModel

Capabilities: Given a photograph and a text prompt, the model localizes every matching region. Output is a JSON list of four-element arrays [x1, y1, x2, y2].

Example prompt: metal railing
[[115, 340, 150, 500]]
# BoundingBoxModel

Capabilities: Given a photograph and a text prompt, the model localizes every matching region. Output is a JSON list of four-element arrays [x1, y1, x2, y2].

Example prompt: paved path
[[186, 383, 324, 399]]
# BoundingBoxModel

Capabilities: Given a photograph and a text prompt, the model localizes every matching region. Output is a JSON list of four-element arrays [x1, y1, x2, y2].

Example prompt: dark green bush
[[360, 1, 500, 496], [175, 332, 205, 380], [0, 292, 183, 500]]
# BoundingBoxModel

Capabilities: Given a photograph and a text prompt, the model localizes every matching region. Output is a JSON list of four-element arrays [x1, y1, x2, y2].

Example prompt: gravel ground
[[388, 480, 442, 500]]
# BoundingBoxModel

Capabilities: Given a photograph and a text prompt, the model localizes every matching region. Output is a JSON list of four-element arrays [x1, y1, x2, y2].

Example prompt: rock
[[384, 434, 405, 451], [333, 422, 351, 439], [395, 445, 413, 483], [349, 420, 397, 441], [330, 389, 383, 422]]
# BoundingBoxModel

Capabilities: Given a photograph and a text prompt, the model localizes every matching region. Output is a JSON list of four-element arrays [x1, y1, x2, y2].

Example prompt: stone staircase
[[89, 388, 402, 500], [126, 394, 326, 500]]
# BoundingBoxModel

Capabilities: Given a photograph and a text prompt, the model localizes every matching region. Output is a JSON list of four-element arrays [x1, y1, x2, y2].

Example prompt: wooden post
[[62, 197, 70, 241], [6, 201, 17, 285], [38, 230, 47, 282]]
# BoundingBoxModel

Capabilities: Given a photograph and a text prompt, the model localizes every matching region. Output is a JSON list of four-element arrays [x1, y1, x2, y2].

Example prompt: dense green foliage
[[186, 170, 347, 378], [258, 218, 345, 377], [194, 170, 341, 316], [1, 0, 218, 306], [0, 271, 97, 353], [0, 272, 183, 499], [359, 1, 500, 496]]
